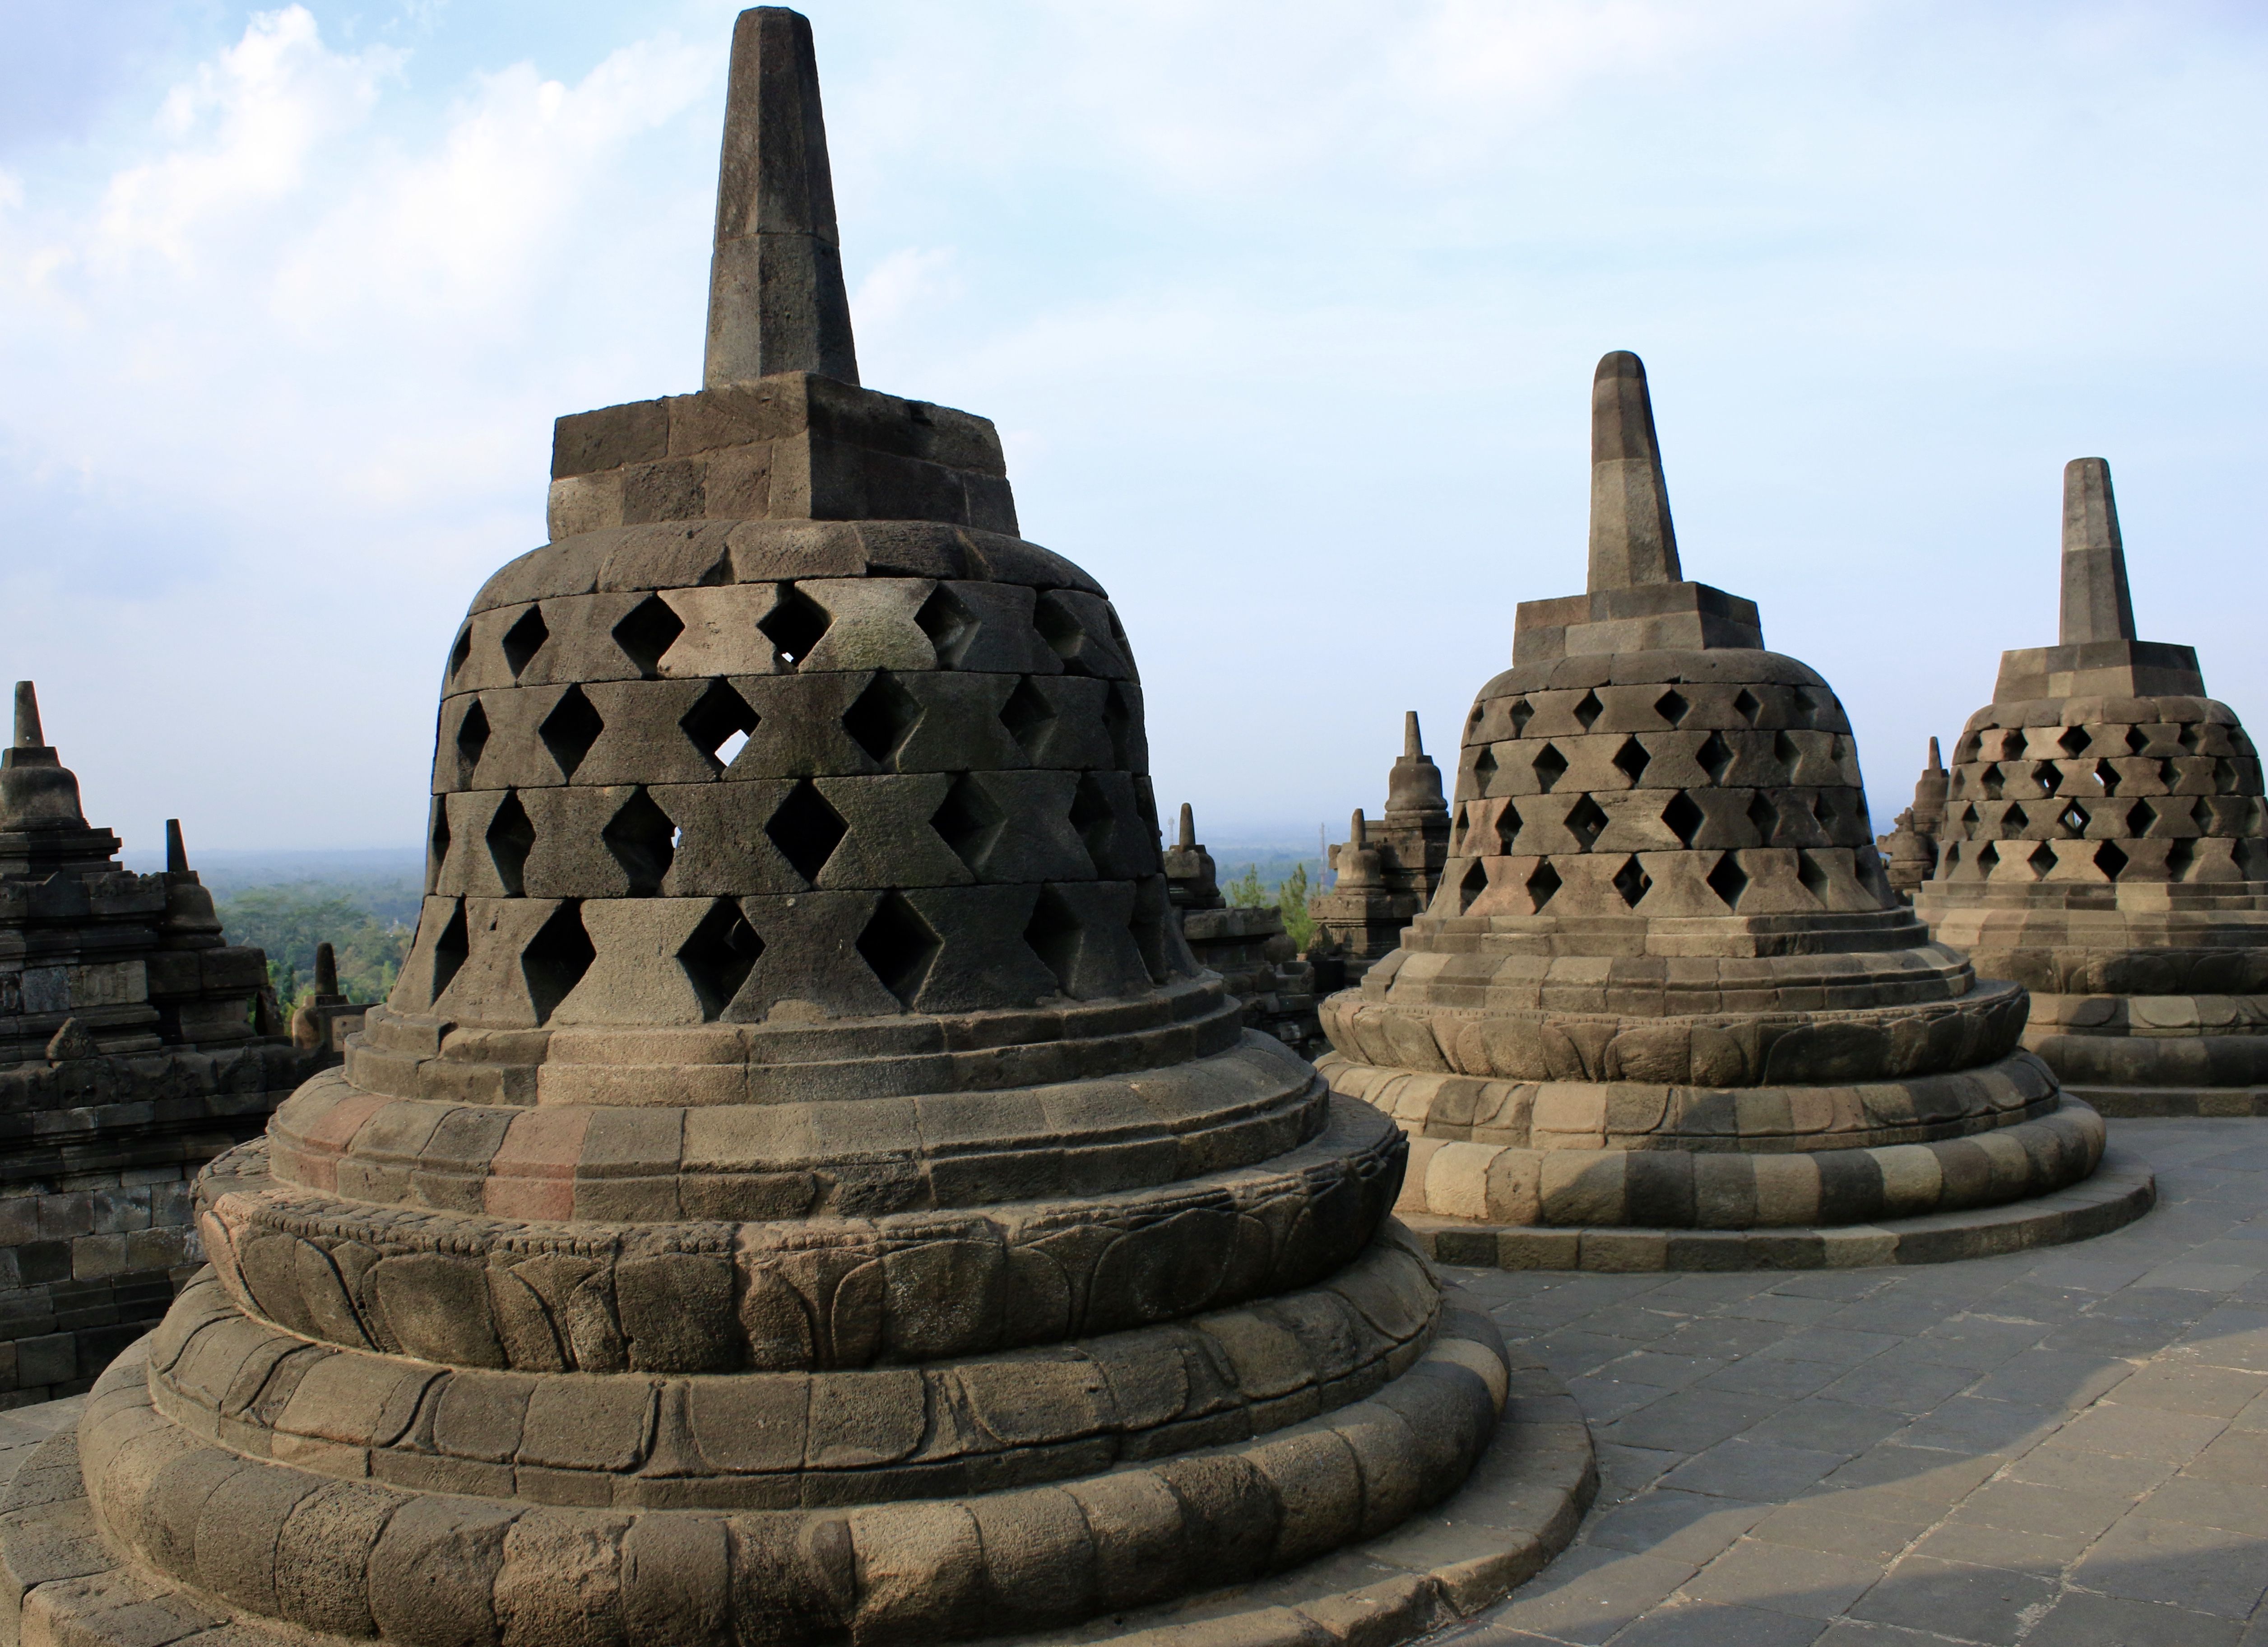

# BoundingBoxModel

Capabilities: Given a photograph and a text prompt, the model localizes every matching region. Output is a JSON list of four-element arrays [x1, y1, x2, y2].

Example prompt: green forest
[[217, 878, 419, 1013]]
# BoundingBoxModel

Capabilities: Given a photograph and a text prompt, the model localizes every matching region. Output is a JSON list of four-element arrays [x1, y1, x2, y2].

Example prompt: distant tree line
[[217, 884, 415, 1014], [1224, 863, 1317, 949]]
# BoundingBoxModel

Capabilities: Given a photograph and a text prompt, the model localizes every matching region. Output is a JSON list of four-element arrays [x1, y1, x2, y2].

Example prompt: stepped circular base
[[0, 1294, 1595, 1647], [2065, 1084, 2268, 1117], [1397, 1147, 2155, 1272]]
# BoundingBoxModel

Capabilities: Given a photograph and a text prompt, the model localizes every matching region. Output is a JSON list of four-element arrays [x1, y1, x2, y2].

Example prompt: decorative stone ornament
[[7, 12, 1554, 1646], [1318, 354, 2145, 1267], [1916, 458, 2268, 1116]]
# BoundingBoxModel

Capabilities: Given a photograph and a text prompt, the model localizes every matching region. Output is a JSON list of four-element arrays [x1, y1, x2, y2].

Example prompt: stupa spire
[[1403, 710, 1423, 758], [704, 6, 859, 387], [1928, 736, 1942, 772], [1177, 800, 1197, 851], [13, 682, 42, 749], [2058, 456, 2135, 645], [164, 819, 188, 873], [1586, 350, 1681, 591]]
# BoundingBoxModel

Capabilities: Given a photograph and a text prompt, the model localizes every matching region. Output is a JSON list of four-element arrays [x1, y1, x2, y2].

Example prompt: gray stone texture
[[1312, 712, 1453, 977], [1164, 804, 1324, 1058], [1914, 458, 2268, 1117], [0, 689, 317, 1407], [10, 10, 1505, 1646], [1318, 354, 2118, 1250]]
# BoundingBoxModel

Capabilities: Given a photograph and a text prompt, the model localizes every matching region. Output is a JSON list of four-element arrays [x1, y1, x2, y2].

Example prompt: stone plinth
[[9, 12, 1519, 1644], [1915, 458, 2268, 1116], [1317, 354, 2133, 1260], [0, 703, 315, 1405], [1313, 712, 1452, 979]]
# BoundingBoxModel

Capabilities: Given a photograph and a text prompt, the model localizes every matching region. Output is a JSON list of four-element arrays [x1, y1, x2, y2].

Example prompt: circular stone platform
[[2061, 1083, 2268, 1118], [1395, 1146, 2155, 1273], [0, 1294, 1596, 1647]]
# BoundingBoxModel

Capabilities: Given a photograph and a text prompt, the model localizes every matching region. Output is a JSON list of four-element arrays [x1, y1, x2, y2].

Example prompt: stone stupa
[[1311, 713, 1452, 978], [1915, 458, 2268, 1116], [1319, 353, 2148, 1269], [2, 13, 1593, 1646]]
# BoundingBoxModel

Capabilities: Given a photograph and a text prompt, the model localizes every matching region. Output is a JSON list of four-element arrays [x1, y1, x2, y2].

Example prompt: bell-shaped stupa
[[9, 13, 1582, 1647], [1916, 459, 2268, 1116], [1319, 354, 2146, 1269]]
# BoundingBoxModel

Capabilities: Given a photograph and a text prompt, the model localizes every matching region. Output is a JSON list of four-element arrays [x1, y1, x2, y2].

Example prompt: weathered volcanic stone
[[0, 686, 317, 1406], [1318, 352, 2122, 1238], [1876, 736, 1948, 903], [1164, 804, 1323, 1058], [1915, 458, 2268, 1116], [1312, 712, 1452, 979], [13, 11, 1506, 1646]]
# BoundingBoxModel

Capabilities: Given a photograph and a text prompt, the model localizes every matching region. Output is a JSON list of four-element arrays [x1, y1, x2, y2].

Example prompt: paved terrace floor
[[2, 1119, 2265, 1647], [1444, 1117, 2268, 1646]]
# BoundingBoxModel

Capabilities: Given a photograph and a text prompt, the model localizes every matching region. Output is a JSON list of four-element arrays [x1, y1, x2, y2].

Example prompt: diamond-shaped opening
[[1566, 794, 1609, 849], [2058, 800, 2088, 837], [1796, 849, 1828, 903], [2236, 728, 2258, 758], [1473, 747, 1499, 791], [539, 686, 603, 780], [2027, 841, 2057, 878], [915, 584, 977, 667], [432, 900, 469, 1001], [858, 892, 940, 1009], [843, 671, 923, 767], [502, 606, 550, 680], [1024, 887, 1083, 996], [1533, 744, 1569, 792], [2093, 757, 2120, 796], [1612, 855, 1651, 908], [1747, 790, 1779, 843], [1663, 791, 1705, 848], [2004, 802, 2030, 831], [2057, 724, 2090, 757], [999, 677, 1057, 755], [2180, 722, 2204, 752], [448, 626, 473, 683], [1458, 858, 1489, 913], [1733, 688, 1762, 726], [1070, 773, 1116, 872], [1655, 689, 1689, 727], [612, 595, 685, 678], [766, 781, 848, 884], [2032, 761, 2061, 794], [2094, 840, 2129, 882], [427, 800, 451, 892], [455, 698, 491, 787], [2217, 758, 2245, 795], [522, 900, 596, 1024], [1706, 851, 1748, 910], [679, 679, 759, 774], [1773, 730, 1800, 773], [758, 584, 832, 667], [2129, 797, 2158, 835], [1960, 804, 1978, 828], [2124, 725, 2149, 754], [1526, 859, 1562, 909], [1033, 592, 1090, 675], [603, 788, 677, 897], [1131, 778, 1159, 839], [1792, 687, 1818, 723], [1103, 683, 1138, 769], [1975, 841, 2000, 871], [931, 774, 1005, 872], [2168, 837, 2196, 881], [678, 898, 764, 1018], [1954, 733, 1981, 763], [1696, 730, 1734, 782], [1449, 810, 1468, 855], [1494, 801, 1523, 855], [1574, 690, 1604, 731], [1613, 736, 1651, 785], [1509, 698, 1535, 736], [1979, 763, 2004, 800], [486, 791, 534, 897]]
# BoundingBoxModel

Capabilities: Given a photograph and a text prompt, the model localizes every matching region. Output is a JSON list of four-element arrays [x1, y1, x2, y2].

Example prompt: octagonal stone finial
[[1587, 350, 1682, 592], [705, 6, 860, 388], [2059, 456, 2135, 646]]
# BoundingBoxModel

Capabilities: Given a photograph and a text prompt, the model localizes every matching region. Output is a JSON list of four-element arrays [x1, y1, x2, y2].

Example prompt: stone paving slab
[[1431, 1117, 2268, 1644]]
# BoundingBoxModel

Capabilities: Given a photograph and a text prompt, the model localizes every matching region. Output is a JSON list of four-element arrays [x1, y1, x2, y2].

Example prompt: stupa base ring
[[1399, 1145, 2155, 1272], [0, 1295, 1594, 1647], [2062, 1083, 2268, 1117]]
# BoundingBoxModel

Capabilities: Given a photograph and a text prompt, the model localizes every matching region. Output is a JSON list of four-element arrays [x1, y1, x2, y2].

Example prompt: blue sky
[[2, 0, 2263, 854]]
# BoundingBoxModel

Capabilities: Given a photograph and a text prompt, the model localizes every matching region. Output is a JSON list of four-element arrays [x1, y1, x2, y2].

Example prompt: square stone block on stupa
[[1913, 458, 2268, 1117], [0, 13, 1598, 1647], [0, 684, 320, 1405], [1316, 353, 2153, 1271]]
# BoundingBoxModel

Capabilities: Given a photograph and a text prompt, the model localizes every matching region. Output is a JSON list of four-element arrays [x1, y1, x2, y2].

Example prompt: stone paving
[[1442, 1117, 2268, 1645]]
